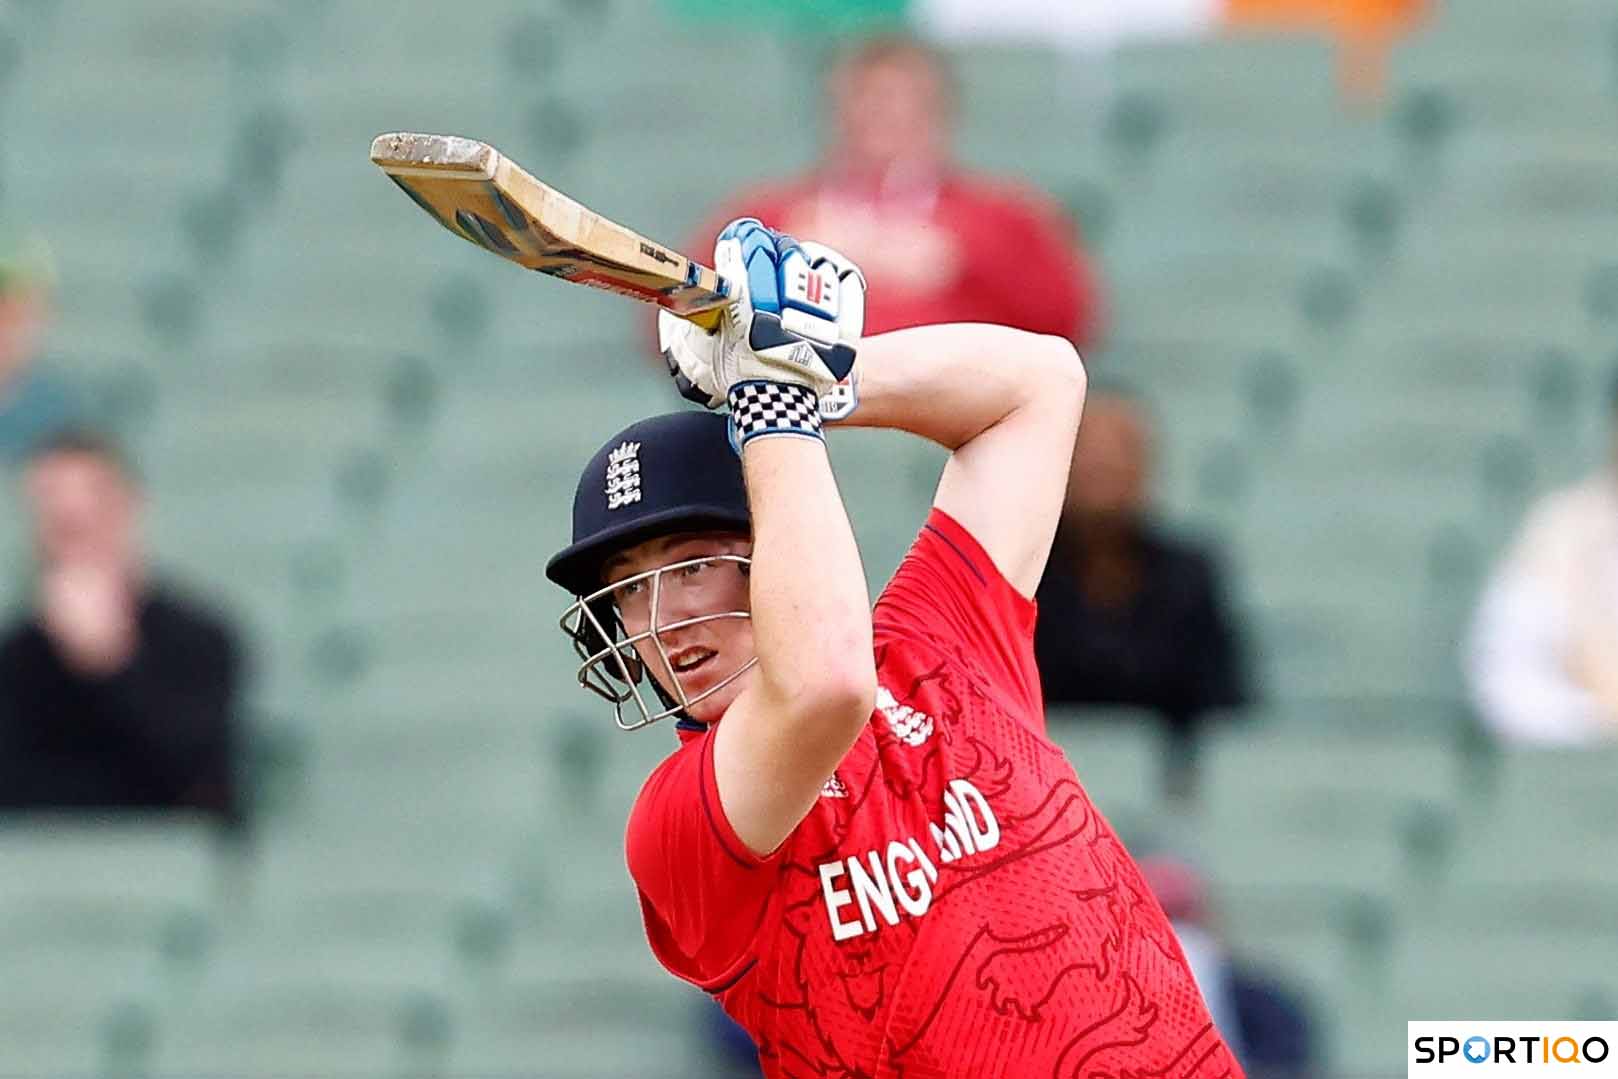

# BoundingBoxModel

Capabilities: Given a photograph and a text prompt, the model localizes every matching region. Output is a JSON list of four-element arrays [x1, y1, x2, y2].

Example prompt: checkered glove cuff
[[727, 381, 823, 448]]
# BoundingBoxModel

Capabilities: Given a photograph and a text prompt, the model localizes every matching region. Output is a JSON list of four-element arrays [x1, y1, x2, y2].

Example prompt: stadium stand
[[1, 0, 1616, 1075]]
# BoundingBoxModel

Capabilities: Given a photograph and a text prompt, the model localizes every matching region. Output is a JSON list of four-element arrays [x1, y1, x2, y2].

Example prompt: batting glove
[[660, 219, 865, 419]]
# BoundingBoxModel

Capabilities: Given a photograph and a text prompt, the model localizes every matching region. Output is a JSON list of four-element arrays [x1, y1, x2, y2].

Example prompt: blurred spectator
[[1139, 856, 1245, 1057], [1141, 855, 1317, 1079], [704, 998, 763, 1076], [0, 431, 243, 820], [1466, 373, 1618, 745], [0, 234, 79, 468], [1034, 390, 1249, 798], [693, 35, 1104, 346]]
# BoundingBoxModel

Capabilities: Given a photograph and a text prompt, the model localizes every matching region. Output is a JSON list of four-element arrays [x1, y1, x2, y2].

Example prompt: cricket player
[[546, 219, 1241, 1078]]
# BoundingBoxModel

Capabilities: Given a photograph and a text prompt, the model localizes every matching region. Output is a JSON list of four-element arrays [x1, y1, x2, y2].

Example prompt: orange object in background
[[1225, 0, 1431, 103]]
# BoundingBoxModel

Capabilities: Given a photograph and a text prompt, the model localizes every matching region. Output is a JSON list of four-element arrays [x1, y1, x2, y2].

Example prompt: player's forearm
[[742, 437, 876, 715], [839, 324, 1083, 447]]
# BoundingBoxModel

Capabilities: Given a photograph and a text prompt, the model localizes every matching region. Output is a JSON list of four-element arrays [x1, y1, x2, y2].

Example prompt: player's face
[[602, 531, 755, 724]]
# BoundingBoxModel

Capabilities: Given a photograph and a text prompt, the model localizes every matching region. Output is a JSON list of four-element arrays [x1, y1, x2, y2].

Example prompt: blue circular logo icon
[[1464, 1037, 1491, 1064]]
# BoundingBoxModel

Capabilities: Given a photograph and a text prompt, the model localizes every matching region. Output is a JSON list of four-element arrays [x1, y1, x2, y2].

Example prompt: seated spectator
[[1034, 390, 1249, 798], [692, 34, 1104, 346], [1466, 370, 1618, 745], [1138, 855, 1245, 1057], [0, 234, 79, 467], [1140, 855, 1316, 1079], [0, 431, 243, 821]]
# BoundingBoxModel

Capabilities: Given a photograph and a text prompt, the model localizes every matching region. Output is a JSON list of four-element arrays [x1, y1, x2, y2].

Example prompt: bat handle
[[685, 308, 726, 332], [680, 273, 738, 332]]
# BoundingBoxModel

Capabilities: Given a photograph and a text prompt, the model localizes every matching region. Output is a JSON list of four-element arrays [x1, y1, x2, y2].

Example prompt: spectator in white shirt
[[1466, 371, 1618, 745]]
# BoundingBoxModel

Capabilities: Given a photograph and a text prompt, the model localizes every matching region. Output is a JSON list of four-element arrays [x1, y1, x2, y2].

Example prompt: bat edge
[[369, 132, 499, 181]]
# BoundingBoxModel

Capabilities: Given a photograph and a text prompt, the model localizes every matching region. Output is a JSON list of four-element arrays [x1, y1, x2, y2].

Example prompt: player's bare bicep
[[933, 377, 1084, 599], [708, 680, 868, 858]]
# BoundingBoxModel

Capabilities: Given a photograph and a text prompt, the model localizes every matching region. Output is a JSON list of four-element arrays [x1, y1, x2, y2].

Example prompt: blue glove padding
[[660, 218, 865, 409], [717, 217, 857, 383]]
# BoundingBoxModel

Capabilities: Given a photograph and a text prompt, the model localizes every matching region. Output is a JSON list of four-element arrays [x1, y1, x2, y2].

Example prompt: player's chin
[[680, 667, 750, 725]]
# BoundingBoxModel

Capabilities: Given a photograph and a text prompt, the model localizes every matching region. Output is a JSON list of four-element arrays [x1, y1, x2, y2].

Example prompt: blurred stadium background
[[2, 0, 1617, 1076]]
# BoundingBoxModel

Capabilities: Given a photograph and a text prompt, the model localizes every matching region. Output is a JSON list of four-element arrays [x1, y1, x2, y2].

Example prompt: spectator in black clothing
[[0, 431, 242, 821], [1034, 390, 1249, 798]]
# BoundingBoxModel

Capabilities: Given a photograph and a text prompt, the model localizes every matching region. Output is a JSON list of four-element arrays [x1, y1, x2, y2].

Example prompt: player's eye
[[679, 559, 714, 578]]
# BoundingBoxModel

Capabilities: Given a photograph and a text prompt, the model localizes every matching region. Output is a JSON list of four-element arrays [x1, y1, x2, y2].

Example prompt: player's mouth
[[670, 647, 716, 675]]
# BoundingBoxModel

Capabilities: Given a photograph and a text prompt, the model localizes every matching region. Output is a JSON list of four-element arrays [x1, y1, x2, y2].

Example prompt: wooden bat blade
[[369, 132, 731, 326]]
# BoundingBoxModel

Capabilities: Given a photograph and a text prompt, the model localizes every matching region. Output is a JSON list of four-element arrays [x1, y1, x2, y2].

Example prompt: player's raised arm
[[660, 220, 877, 856], [840, 324, 1086, 597]]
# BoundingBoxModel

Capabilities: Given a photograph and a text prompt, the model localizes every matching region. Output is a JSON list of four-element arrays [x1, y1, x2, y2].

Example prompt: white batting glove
[[661, 219, 865, 419]]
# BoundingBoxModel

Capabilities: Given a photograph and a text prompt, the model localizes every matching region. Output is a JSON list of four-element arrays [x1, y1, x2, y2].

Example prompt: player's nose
[[653, 582, 709, 628]]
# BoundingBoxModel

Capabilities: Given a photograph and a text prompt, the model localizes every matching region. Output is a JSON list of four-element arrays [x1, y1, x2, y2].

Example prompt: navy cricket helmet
[[546, 410, 757, 730]]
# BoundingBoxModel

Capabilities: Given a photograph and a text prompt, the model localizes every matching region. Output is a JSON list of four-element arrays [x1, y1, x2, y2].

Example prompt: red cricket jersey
[[626, 509, 1242, 1079], [691, 171, 1106, 348]]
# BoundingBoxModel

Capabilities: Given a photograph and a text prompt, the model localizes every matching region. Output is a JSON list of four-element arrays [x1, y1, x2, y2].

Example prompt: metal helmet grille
[[557, 554, 757, 731]]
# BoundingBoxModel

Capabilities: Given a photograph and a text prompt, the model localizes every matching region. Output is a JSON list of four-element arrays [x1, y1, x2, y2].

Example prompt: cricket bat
[[369, 132, 733, 329]]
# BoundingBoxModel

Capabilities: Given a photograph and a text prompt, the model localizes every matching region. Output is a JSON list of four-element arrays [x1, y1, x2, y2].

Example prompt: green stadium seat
[[1241, 349, 1303, 444], [138, 272, 204, 348], [245, 719, 312, 821], [0, 488, 27, 610], [1425, 523, 1484, 603], [1390, 921, 1618, 1018], [1297, 265, 1360, 333], [178, 185, 248, 269], [1209, 714, 1461, 788], [224, 13, 293, 83], [448, 979, 716, 1079], [510, 834, 639, 935], [1195, 437, 1249, 507], [1425, 132, 1618, 221], [1527, 346, 1583, 425], [274, 743, 541, 853], [0, 815, 220, 943], [1585, 262, 1618, 325], [1494, 747, 1618, 824], [0, 985, 158, 1079], [381, 351, 440, 436], [0, 23, 19, 90], [1478, 432, 1537, 509], [1199, 725, 1460, 894], [1342, 176, 1403, 258], [1443, 748, 1618, 895], [227, 839, 513, 1016], [1104, 90, 1169, 167], [86, 362, 160, 439], [1106, 35, 1339, 132], [152, 972, 451, 1078], [1392, 84, 1460, 162], [1042, 710, 1164, 828], [1221, 887, 1392, 1009]]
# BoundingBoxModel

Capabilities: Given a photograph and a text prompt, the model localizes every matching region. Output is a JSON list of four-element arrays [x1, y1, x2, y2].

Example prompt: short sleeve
[[874, 508, 1044, 725], [625, 730, 782, 991]]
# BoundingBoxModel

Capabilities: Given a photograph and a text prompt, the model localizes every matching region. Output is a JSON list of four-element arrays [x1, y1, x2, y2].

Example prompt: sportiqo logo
[[1410, 1023, 1616, 1076]]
